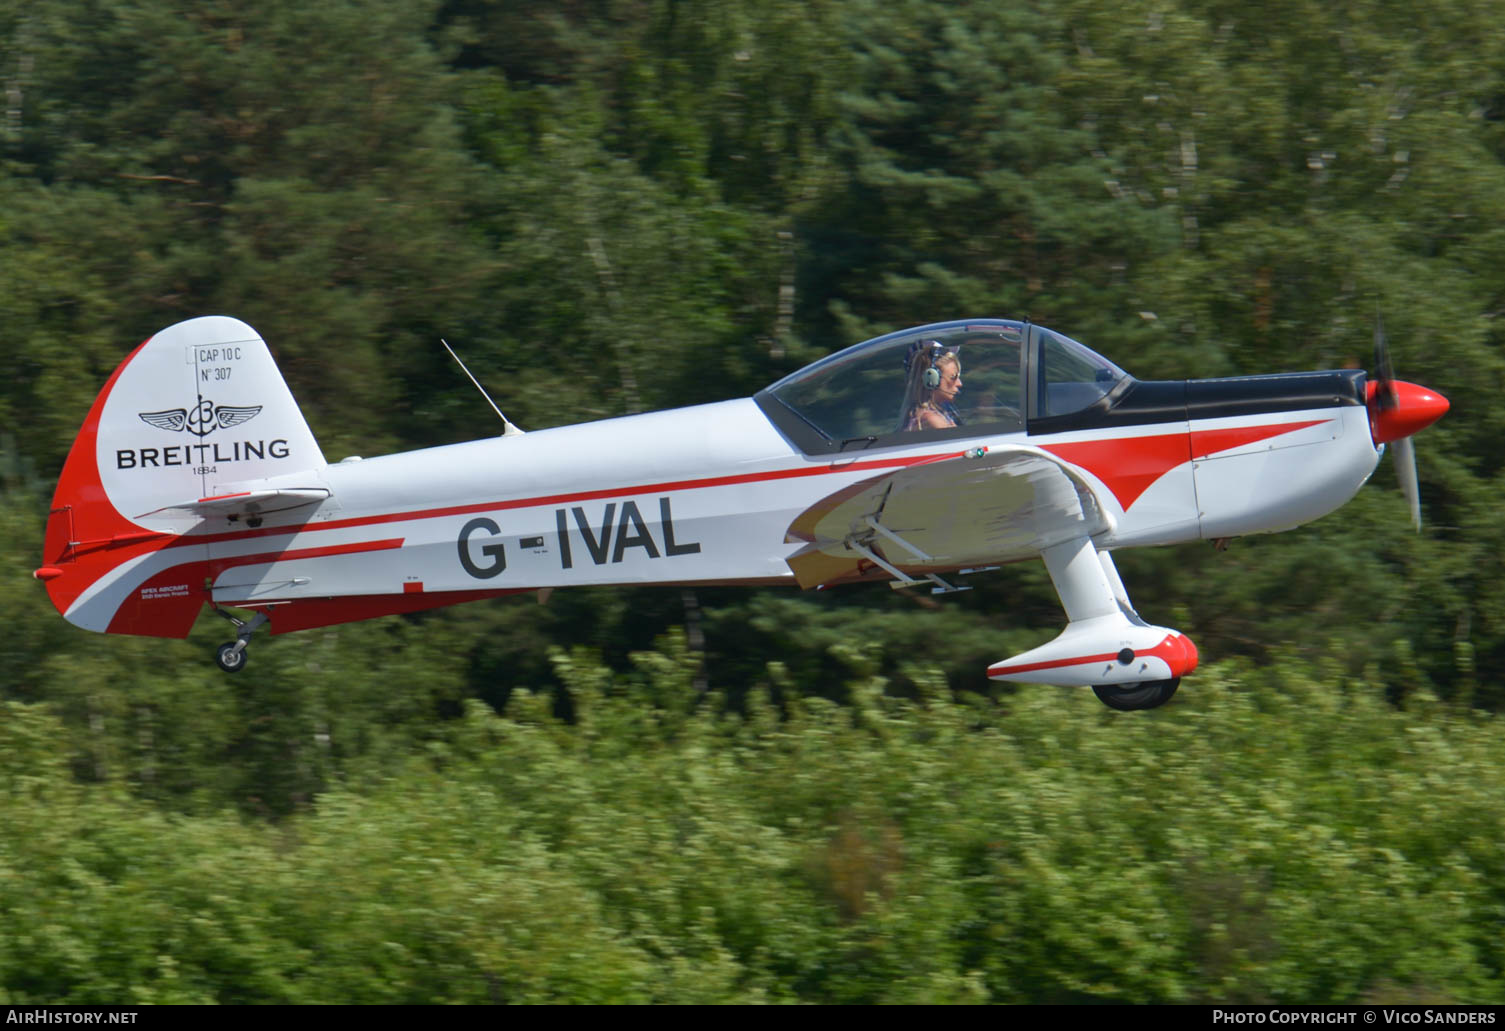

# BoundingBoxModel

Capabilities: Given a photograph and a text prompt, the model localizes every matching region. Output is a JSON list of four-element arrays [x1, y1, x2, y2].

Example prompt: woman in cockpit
[[900, 340, 963, 431]]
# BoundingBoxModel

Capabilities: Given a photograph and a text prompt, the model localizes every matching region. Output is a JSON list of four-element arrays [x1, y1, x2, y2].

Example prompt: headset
[[907, 339, 948, 389], [924, 352, 943, 389]]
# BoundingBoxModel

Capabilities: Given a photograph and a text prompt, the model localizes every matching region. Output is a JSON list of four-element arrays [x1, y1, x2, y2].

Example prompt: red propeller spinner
[[1366, 379, 1450, 446]]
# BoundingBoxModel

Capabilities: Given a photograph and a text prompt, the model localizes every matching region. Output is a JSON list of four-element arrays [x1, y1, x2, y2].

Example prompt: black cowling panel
[[1027, 370, 1365, 436], [1185, 370, 1367, 419]]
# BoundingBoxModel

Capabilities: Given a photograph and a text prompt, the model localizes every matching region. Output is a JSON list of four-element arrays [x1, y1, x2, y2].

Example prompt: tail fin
[[37, 317, 327, 637]]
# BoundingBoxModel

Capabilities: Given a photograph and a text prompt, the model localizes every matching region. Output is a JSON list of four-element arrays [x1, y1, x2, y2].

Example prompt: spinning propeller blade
[[1393, 435, 1421, 530], [1366, 314, 1448, 530]]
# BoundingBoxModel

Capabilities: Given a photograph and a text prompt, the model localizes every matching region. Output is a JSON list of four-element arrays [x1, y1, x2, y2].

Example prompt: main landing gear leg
[[986, 536, 1197, 710], [211, 608, 268, 673]]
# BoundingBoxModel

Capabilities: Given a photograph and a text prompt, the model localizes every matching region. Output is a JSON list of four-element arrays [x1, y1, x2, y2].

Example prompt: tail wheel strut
[[211, 608, 269, 673]]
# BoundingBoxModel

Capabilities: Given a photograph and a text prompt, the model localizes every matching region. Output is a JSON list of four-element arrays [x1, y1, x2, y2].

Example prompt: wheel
[[1092, 678, 1179, 711], [215, 641, 248, 673]]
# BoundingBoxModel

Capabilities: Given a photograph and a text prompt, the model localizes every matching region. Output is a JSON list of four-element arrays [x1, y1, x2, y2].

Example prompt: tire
[[1092, 677, 1178, 711], [215, 641, 248, 673]]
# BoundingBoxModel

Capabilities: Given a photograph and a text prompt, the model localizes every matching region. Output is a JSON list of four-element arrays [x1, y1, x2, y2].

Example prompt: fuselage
[[42, 316, 1391, 639], [201, 374, 1380, 608]]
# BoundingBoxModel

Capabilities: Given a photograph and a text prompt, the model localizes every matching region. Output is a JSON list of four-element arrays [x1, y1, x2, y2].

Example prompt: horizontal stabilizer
[[136, 487, 331, 522]]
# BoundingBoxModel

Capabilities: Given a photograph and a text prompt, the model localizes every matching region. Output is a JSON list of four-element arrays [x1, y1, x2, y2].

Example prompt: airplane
[[33, 315, 1448, 710]]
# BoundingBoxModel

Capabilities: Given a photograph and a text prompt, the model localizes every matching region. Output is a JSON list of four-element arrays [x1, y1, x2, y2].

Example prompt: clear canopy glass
[[1033, 325, 1129, 418], [764, 320, 1128, 444]]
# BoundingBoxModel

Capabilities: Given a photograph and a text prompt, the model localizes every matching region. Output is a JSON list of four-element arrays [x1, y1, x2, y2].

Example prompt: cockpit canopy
[[757, 319, 1129, 452]]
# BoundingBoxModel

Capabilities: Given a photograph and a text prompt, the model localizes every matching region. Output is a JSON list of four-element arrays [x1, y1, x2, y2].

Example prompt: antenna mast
[[441, 339, 523, 437]]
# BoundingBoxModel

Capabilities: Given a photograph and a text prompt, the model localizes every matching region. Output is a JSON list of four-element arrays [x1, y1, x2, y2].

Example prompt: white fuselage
[[199, 397, 1380, 607]]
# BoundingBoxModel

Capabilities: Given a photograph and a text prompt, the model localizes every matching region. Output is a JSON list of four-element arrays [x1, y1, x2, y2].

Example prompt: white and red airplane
[[35, 316, 1448, 709]]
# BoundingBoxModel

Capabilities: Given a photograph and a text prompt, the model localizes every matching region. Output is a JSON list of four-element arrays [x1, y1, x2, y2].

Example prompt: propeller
[[1367, 314, 1448, 530]]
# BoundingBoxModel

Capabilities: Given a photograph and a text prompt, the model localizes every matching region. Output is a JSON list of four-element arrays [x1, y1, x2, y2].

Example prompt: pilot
[[900, 340, 963, 431]]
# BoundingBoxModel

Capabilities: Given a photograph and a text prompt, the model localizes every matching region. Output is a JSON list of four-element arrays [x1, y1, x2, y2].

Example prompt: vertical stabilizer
[[37, 317, 326, 637], [97, 316, 326, 519]]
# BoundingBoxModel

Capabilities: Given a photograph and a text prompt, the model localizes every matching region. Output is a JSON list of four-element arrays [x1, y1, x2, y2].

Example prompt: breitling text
[[115, 439, 291, 469]]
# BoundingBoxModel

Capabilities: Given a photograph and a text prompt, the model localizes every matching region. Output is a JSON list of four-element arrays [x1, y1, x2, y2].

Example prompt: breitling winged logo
[[138, 398, 263, 438]]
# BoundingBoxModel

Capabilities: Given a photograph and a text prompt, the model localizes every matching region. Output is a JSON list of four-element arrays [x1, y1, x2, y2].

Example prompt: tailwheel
[[1092, 678, 1179, 711], [215, 641, 248, 673], [211, 607, 267, 673]]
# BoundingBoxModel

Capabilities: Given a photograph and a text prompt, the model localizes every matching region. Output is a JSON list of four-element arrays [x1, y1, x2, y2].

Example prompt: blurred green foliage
[[3, 0, 1505, 1003], [2, 657, 1503, 1003]]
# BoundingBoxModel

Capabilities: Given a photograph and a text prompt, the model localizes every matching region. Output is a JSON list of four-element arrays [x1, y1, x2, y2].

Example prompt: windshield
[[1034, 326, 1129, 417], [766, 320, 1026, 444]]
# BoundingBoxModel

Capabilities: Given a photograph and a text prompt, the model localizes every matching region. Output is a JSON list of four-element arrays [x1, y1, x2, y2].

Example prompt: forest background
[[2, 0, 1504, 1005]]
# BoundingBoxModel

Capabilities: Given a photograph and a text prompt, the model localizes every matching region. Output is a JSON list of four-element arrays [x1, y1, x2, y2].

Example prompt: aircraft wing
[[784, 446, 1115, 590]]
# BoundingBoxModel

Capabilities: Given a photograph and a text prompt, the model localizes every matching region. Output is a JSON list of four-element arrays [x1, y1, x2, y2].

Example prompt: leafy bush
[[2, 650, 1502, 1003]]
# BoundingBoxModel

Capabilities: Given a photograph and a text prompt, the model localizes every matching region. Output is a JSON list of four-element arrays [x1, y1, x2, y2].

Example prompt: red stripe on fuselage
[[1042, 418, 1330, 511], [248, 587, 530, 634], [1189, 419, 1327, 461], [1040, 434, 1192, 511]]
